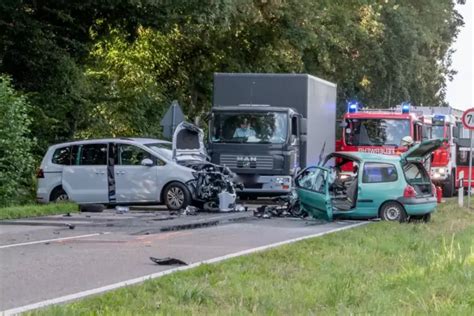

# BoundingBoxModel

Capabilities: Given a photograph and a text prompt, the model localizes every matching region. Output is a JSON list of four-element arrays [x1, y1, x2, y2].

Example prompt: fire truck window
[[345, 119, 410, 146], [432, 125, 445, 139]]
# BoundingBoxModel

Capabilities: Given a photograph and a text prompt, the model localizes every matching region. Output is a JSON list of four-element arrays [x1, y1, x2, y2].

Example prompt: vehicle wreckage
[[172, 122, 243, 211]]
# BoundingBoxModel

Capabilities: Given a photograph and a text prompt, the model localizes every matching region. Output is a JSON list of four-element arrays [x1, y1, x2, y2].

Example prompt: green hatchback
[[295, 139, 443, 222]]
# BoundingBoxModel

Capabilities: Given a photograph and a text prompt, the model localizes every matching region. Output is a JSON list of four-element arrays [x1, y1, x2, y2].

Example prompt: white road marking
[[0, 221, 368, 315], [0, 232, 111, 249]]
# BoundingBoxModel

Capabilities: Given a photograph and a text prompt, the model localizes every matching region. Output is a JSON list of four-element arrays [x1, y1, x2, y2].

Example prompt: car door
[[62, 143, 109, 203], [114, 143, 161, 203], [357, 162, 402, 216], [295, 166, 333, 221]]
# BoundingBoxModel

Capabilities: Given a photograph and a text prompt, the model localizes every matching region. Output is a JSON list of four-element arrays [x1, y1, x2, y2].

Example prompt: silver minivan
[[37, 123, 236, 210]]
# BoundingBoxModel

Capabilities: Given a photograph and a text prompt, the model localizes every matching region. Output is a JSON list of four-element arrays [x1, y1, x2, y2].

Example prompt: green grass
[[0, 202, 78, 220], [34, 200, 473, 315]]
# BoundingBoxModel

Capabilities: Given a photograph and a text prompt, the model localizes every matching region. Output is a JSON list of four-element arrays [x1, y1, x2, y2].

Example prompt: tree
[[0, 75, 35, 206]]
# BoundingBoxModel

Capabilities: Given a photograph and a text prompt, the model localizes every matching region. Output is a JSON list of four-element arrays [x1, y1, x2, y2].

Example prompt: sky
[[446, 1, 473, 111]]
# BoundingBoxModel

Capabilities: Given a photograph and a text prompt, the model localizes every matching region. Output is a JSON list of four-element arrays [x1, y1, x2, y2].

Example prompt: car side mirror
[[141, 158, 154, 167], [300, 118, 307, 135], [290, 135, 298, 145]]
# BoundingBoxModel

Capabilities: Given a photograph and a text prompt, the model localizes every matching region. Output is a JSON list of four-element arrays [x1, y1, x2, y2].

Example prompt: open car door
[[295, 166, 333, 221]]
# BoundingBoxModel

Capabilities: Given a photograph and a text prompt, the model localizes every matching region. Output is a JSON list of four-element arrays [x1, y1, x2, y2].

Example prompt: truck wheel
[[380, 202, 407, 222], [442, 172, 454, 197], [163, 182, 191, 210]]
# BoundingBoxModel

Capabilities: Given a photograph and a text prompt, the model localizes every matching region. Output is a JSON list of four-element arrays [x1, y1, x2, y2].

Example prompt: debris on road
[[150, 256, 187, 266], [65, 223, 75, 230], [253, 191, 305, 219], [115, 206, 129, 214]]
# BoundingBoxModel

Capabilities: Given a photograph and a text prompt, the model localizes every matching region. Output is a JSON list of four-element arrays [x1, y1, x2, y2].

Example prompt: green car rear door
[[295, 167, 333, 221]]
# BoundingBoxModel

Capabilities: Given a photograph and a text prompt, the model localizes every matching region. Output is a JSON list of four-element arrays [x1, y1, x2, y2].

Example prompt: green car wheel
[[380, 202, 407, 222]]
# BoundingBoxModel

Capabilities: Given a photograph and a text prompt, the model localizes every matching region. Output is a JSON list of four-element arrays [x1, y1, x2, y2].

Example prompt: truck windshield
[[345, 119, 410, 146], [431, 125, 445, 139], [211, 112, 288, 144]]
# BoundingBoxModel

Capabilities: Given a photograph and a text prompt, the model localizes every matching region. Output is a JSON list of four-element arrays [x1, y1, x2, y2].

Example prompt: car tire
[[380, 202, 407, 222], [163, 182, 191, 210], [50, 187, 69, 202], [422, 213, 431, 223], [442, 172, 454, 197]]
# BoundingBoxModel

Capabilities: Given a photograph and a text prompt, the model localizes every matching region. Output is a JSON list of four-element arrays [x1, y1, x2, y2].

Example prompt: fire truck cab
[[338, 103, 426, 155], [427, 114, 459, 196]]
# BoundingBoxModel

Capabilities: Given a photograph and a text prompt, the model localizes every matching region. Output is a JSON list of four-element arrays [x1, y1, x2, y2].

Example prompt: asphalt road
[[0, 208, 365, 312]]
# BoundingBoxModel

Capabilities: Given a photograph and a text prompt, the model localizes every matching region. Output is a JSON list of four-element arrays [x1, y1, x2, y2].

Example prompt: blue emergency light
[[401, 102, 411, 113], [347, 101, 359, 113]]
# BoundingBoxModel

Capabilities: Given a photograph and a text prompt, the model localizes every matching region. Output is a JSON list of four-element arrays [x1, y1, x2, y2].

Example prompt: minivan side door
[[62, 143, 109, 203], [114, 143, 161, 203]]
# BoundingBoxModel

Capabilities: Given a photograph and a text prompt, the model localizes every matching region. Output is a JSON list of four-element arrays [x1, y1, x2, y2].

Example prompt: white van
[[36, 123, 237, 210]]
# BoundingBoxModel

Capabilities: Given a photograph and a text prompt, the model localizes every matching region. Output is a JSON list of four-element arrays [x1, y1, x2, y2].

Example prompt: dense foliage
[[0, 75, 35, 206], [0, 0, 466, 204]]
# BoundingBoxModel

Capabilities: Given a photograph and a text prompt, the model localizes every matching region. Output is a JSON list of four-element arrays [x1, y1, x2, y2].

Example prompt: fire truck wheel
[[442, 172, 454, 197]]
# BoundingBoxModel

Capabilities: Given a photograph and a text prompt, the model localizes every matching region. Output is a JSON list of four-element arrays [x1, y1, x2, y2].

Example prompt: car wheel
[[422, 213, 431, 223], [163, 182, 191, 210], [380, 202, 407, 222], [50, 187, 69, 202]]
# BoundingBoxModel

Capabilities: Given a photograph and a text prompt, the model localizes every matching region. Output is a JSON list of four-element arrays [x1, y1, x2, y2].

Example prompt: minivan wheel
[[380, 202, 407, 222], [163, 182, 191, 210], [50, 187, 69, 202]]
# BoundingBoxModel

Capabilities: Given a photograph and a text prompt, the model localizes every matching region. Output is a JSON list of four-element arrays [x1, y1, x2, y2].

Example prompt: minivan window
[[79, 144, 107, 165], [118, 144, 154, 165], [362, 163, 398, 183], [52, 146, 71, 165]]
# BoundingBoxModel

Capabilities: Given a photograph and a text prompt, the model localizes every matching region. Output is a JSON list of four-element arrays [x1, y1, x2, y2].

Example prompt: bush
[[0, 75, 36, 206]]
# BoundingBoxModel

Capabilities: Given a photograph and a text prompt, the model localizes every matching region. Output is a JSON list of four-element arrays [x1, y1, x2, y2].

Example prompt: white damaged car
[[36, 122, 239, 210]]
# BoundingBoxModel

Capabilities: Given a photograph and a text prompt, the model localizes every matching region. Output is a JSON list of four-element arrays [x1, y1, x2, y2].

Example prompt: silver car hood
[[172, 122, 208, 161]]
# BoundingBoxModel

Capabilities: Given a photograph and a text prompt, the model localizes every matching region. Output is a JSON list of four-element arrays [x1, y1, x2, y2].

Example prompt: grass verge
[[34, 200, 473, 315], [0, 202, 78, 220]]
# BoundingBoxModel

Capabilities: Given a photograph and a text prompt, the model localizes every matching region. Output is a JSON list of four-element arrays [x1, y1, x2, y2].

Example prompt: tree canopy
[[0, 0, 465, 154]]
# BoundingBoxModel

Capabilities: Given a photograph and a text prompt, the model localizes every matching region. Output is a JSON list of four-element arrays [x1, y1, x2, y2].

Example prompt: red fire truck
[[456, 130, 474, 194], [337, 103, 427, 155], [410, 106, 467, 197]]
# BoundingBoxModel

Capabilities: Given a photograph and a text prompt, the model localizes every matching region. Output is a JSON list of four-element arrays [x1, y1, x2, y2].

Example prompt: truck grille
[[220, 154, 273, 169]]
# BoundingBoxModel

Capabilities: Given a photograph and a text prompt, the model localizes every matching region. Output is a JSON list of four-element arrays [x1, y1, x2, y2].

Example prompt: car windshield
[[211, 112, 288, 144], [431, 125, 445, 139], [146, 143, 172, 160], [345, 118, 410, 146]]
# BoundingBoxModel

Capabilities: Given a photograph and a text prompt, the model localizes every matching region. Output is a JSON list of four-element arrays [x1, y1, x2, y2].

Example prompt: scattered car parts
[[150, 256, 187, 266]]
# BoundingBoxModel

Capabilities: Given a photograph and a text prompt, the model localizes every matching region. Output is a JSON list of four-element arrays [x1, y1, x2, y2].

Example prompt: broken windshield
[[345, 118, 410, 146], [211, 112, 288, 144]]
